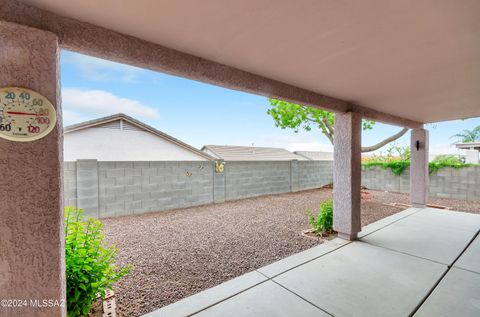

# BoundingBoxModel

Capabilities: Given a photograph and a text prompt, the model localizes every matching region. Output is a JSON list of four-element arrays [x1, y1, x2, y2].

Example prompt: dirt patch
[[101, 189, 480, 317], [88, 299, 102, 317]]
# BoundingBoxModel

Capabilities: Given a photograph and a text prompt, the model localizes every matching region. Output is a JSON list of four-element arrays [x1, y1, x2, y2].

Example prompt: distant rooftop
[[201, 145, 308, 161], [456, 142, 480, 150], [294, 151, 333, 161]]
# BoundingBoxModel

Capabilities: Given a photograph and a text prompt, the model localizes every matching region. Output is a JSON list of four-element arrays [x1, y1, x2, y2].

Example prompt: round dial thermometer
[[0, 87, 57, 142]]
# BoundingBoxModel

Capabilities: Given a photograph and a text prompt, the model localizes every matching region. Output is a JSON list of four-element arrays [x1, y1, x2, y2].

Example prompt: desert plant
[[65, 207, 131, 317], [306, 198, 333, 234]]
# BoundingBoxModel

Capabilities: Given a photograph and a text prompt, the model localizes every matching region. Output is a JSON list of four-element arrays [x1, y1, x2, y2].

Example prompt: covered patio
[[149, 207, 480, 316], [1, 1, 480, 316]]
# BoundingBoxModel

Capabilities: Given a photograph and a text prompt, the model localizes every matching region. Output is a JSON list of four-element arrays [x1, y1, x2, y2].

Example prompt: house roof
[[65, 113, 214, 160], [455, 142, 480, 150], [294, 151, 334, 161], [202, 145, 308, 161]]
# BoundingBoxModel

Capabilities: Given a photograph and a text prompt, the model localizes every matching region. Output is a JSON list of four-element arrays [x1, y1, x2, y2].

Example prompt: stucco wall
[[64, 127, 208, 161], [0, 21, 65, 316]]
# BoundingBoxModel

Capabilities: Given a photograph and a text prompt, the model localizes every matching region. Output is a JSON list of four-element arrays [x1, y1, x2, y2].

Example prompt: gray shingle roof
[[202, 145, 308, 161], [294, 151, 333, 161]]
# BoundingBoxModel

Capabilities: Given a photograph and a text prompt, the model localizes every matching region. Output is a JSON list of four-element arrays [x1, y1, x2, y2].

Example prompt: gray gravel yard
[[102, 188, 480, 317]]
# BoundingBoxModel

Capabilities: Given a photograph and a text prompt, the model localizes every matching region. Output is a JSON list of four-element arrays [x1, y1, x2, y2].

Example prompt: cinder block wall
[[362, 165, 480, 201], [64, 160, 479, 218], [361, 166, 409, 193], [64, 161, 77, 207], [293, 161, 333, 192], [225, 161, 292, 200], [63, 159, 334, 218], [430, 166, 480, 200], [97, 161, 214, 217]]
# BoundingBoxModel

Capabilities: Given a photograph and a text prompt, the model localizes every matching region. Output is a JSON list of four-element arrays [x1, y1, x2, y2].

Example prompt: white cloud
[[63, 53, 146, 82], [62, 109, 89, 126], [62, 88, 159, 125]]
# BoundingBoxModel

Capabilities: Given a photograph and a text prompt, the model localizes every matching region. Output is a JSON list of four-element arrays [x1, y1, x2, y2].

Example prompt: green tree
[[451, 125, 480, 143], [267, 99, 409, 152]]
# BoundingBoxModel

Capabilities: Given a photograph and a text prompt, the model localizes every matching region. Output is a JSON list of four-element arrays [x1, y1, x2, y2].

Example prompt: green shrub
[[363, 154, 476, 175], [306, 198, 333, 234], [431, 154, 464, 165], [362, 160, 410, 175], [429, 154, 467, 174], [65, 207, 131, 317]]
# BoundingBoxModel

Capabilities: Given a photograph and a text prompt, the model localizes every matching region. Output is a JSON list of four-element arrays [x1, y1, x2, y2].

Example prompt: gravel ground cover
[[102, 188, 480, 317]]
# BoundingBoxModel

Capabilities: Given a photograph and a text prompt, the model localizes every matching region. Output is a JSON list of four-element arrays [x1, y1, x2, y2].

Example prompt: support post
[[0, 21, 65, 316], [333, 112, 362, 240], [410, 128, 429, 207]]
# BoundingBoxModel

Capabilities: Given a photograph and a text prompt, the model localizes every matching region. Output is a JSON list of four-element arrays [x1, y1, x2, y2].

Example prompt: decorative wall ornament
[[215, 161, 225, 173]]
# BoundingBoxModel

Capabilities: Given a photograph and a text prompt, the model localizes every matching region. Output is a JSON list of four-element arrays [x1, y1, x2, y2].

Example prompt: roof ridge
[[64, 113, 214, 160], [204, 144, 292, 150]]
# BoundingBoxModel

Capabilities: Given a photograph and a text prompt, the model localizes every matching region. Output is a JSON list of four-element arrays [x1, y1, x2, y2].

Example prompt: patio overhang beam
[[1, 0, 422, 129]]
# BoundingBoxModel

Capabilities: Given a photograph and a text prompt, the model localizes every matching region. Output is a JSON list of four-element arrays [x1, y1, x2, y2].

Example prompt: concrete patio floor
[[144, 207, 480, 317]]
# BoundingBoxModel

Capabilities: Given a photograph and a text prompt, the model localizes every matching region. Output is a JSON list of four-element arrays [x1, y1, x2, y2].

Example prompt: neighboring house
[[201, 145, 308, 161], [295, 151, 333, 161], [64, 113, 212, 161], [455, 142, 480, 163]]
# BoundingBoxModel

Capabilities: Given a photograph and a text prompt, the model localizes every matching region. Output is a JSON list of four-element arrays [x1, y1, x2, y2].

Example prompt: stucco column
[[333, 112, 362, 240], [0, 21, 65, 317], [410, 128, 429, 208]]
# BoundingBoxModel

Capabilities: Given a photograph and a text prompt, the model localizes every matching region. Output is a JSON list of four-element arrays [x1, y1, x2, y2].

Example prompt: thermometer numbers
[[0, 87, 56, 142]]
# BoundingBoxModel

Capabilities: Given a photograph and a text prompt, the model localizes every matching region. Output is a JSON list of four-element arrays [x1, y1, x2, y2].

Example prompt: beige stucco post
[[333, 112, 362, 240], [0, 21, 65, 317], [410, 128, 429, 207]]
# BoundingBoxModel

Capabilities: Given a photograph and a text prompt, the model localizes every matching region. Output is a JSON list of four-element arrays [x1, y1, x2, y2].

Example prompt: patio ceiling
[[16, 0, 480, 123]]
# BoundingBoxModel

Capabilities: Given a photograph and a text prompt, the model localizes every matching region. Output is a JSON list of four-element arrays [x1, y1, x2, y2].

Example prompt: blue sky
[[61, 50, 480, 155]]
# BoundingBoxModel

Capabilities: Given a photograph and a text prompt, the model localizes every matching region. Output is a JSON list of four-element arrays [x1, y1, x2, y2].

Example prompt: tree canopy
[[267, 98, 409, 153], [451, 126, 480, 143]]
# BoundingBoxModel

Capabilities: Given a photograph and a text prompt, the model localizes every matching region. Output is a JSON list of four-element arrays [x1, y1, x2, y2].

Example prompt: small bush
[[363, 160, 410, 175], [431, 154, 464, 165], [65, 207, 131, 317], [306, 198, 333, 234]]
